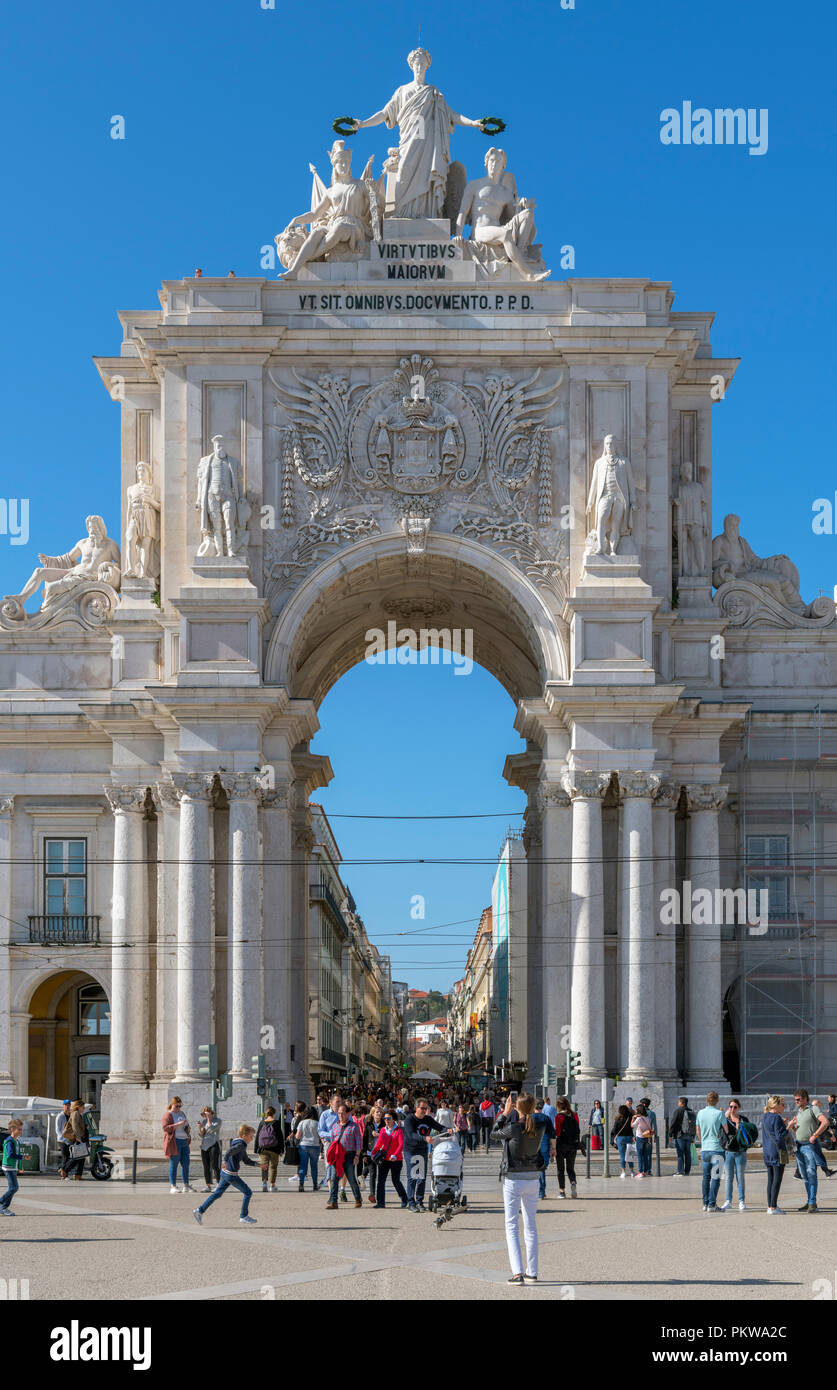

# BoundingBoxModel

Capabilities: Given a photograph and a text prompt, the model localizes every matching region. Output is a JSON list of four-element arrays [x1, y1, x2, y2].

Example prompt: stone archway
[[264, 531, 568, 701], [21, 969, 111, 1103]]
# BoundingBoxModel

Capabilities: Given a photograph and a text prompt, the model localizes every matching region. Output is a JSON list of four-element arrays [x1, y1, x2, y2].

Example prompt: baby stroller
[[427, 1134, 466, 1229]]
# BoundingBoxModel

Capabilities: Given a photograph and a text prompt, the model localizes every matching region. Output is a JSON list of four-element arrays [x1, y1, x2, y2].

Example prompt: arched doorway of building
[[722, 981, 742, 1093], [27, 972, 110, 1111]]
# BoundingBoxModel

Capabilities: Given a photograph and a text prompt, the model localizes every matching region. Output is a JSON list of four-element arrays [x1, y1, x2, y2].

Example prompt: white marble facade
[[2, 57, 836, 1141]]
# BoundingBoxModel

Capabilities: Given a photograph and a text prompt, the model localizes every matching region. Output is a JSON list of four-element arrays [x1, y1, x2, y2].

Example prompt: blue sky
[[3, 0, 835, 989]]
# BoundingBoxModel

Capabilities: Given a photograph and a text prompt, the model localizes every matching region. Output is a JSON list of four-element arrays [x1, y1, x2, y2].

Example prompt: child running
[[0, 1119, 23, 1215], [193, 1124, 258, 1225]]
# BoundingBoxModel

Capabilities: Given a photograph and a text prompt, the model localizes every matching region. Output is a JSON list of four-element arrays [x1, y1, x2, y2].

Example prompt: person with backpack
[[554, 1097, 580, 1197], [668, 1097, 696, 1175], [0, 1118, 23, 1214], [719, 1098, 754, 1211], [492, 1093, 555, 1285], [479, 1094, 496, 1152], [193, 1124, 258, 1225], [253, 1106, 285, 1193]]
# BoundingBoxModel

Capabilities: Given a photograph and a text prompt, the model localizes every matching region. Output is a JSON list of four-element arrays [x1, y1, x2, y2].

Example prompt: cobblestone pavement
[[1, 1151, 832, 1301]]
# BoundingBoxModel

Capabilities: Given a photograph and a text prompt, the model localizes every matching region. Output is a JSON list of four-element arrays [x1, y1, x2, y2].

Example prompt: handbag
[[625, 1141, 638, 1164], [70, 1141, 89, 1159], [283, 1136, 300, 1166]]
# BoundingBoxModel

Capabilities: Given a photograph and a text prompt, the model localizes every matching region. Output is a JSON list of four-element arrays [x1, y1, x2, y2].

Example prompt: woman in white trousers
[[493, 1093, 556, 1285]]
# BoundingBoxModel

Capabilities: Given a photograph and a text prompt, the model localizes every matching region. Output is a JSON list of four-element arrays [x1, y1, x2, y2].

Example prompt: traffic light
[[542, 1064, 558, 1089], [250, 1054, 266, 1082], [198, 1043, 218, 1079], [568, 1050, 582, 1077]]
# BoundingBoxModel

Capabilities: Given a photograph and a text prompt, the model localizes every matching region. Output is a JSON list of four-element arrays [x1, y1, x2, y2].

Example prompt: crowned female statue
[[349, 48, 484, 218]]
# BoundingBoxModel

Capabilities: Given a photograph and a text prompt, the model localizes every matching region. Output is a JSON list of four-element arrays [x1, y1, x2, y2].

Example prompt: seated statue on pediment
[[4, 514, 121, 613], [277, 141, 384, 278], [454, 147, 549, 281]]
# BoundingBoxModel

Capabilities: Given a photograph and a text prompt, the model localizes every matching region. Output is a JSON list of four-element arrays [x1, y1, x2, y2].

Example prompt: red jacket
[[372, 1126, 404, 1161]]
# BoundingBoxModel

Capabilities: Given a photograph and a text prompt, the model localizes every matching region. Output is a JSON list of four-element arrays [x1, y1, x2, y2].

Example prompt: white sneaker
[[620, 1171, 626, 1180], [557, 1191, 566, 1199], [269, 1184, 278, 1193], [170, 1186, 178, 1194], [719, 1200, 731, 1210], [702, 1204, 708, 1212], [739, 1200, 746, 1211], [239, 1215, 257, 1224], [202, 1185, 211, 1193]]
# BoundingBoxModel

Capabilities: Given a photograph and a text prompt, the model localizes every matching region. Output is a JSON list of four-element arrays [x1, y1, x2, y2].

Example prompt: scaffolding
[[731, 704, 837, 1094]]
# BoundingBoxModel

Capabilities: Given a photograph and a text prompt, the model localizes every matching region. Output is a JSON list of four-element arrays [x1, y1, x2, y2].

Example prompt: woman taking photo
[[163, 1096, 194, 1194], [492, 1093, 555, 1285], [762, 1095, 789, 1215]]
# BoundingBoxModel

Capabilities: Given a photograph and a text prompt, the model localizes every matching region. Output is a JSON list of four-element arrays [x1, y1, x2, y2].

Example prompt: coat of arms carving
[[349, 355, 483, 497]]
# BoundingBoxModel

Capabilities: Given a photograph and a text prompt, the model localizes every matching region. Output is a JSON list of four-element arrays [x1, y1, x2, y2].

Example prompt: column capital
[[104, 785, 148, 815], [0, 796, 13, 818], [561, 769, 611, 801], [218, 772, 263, 803], [293, 822, 316, 853], [522, 809, 542, 852], [539, 782, 572, 812], [619, 771, 661, 800], [159, 772, 216, 804], [260, 779, 292, 810], [685, 783, 728, 814], [652, 780, 680, 812]]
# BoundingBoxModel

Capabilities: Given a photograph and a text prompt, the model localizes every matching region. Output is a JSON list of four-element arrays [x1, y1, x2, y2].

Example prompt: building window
[[78, 984, 110, 1037], [44, 838, 87, 918], [746, 835, 789, 919]]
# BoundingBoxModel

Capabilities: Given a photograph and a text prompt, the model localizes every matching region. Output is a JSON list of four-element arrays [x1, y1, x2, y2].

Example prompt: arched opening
[[263, 536, 563, 1088], [26, 971, 110, 1109]]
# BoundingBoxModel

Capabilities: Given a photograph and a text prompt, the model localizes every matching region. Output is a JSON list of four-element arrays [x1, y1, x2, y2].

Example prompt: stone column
[[221, 774, 263, 1080], [0, 798, 15, 1088], [168, 773, 214, 1082], [685, 784, 728, 1084], [104, 786, 149, 1082], [261, 777, 297, 1089], [153, 782, 180, 1080], [521, 801, 543, 1087], [10, 1011, 29, 1093], [562, 770, 611, 1078], [540, 781, 573, 1076], [620, 772, 660, 1080], [652, 781, 679, 1079]]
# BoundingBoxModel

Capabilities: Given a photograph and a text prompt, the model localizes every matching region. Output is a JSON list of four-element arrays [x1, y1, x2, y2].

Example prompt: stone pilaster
[[261, 775, 297, 1089], [685, 783, 729, 1085], [104, 785, 149, 1083], [619, 771, 660, 1081], [165, 772, 215, 1082], [219, 773, 263, 1080], [0, 798, 14, 1088], [152, 779, 180, 1080], [652, 781, 680, 1080], [562, 769, 611, 1078], [539, 781, 573, 1078]]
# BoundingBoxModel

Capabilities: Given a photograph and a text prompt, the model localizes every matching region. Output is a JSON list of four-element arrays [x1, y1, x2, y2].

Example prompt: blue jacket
[[220, 1137, 257, 1175], [761, 1111, 787, 1165]]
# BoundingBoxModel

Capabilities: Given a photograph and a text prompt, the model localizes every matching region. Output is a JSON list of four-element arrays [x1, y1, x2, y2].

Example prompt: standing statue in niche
[[124, 459, 160, 581], [585, 434, 636, 557], [455, 147, 549, 280], [712, 513, 807, 613], [4, 515, 121, 610], [674, 460, 708, 577], [346, 48, 485, 218], [195, 435, 250, 559]]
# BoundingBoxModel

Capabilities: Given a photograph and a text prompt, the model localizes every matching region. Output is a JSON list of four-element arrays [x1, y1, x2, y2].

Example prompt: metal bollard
[[131, 1139, 138, 1185], [603, 1101, 610, 1177], [586, 1128, 591, 1179], [655, 1132, 661, 1177]]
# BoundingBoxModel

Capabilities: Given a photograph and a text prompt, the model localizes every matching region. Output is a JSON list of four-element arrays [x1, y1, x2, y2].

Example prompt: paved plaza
[[2, 1152, 832, 1302]]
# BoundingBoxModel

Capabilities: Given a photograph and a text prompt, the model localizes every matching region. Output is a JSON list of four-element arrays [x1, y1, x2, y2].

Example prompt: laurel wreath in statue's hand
[[478, 116, 506, 136], [332, 116, 360, 138]]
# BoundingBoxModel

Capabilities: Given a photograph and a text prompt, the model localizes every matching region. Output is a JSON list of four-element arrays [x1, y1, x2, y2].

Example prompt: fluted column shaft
[[653, 783, 679, 1078], [563, 771, 610, 1078], [0, 799, 14, 1087], [169, 775, 214, 1081], [222, 776, 263, 1079], [540, 783, 572, 1073], [620, 773, 659, 1079], [105, 786, 149, 1081], [686, 784, 728, 1083]]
